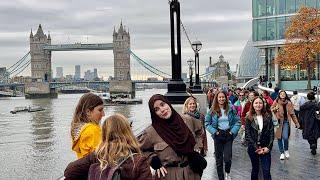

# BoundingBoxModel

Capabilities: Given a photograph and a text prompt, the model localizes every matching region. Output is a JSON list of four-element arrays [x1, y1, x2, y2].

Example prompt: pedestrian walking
[[70, 93, 104, 159], [290, 90, 305, 120], [240, 91, 260, 145], [245, 97, 274, 180], [271, 90, 300, 160], [205, 91, 241, 180], [64, 114, 152, 180], [234, 91, 247, 117], [138, 94, 207, 180], [228, 89, 238, 105], [299, 92, 320, 155], [182, 96, 208, 156], [262, 90, 273, 107], [270, 87, 280, 101]]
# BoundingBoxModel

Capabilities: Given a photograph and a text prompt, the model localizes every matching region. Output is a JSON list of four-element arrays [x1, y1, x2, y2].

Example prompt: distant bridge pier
[[25, 82, 57, 99]]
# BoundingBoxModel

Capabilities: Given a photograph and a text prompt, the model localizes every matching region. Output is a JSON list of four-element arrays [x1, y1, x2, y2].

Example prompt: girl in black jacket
[[245, 97, 274, 180]]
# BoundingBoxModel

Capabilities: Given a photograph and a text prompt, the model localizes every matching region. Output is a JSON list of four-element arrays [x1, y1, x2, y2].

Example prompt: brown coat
[[180, 113, 208, 153], [271, 100, 299, 139], [64, 152, 152, 180], [138, 125, 201, 180]]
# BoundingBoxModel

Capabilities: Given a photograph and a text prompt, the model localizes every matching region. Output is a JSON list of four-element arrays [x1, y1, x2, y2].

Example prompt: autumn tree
[[276, 7, 320, 89]]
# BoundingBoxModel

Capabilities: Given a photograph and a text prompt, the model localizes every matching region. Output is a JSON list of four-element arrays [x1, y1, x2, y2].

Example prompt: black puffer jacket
[[299, 101, 320, 140], [245, 113, 274, 150]]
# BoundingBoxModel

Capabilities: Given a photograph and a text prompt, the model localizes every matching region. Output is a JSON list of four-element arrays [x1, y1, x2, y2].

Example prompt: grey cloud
[[0, 0, 252, 76]]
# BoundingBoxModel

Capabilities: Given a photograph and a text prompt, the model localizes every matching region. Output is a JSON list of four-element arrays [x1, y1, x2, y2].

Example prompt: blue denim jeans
[[278, 120, 289, 153], [247, 145, 272, 180]]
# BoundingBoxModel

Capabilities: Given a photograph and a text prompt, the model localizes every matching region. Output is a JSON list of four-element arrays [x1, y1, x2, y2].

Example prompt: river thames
[[0, 89, 166, 180]]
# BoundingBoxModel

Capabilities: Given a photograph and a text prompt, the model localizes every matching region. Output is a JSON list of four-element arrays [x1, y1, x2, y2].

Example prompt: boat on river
[[104, 98, 143, 106], [60, 86, 91, 94], [10, 106, 45, 114], [100, 93, 142, 106]]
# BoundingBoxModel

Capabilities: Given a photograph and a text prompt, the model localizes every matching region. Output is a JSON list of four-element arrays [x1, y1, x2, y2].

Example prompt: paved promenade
[[202, 123, 320, 180]]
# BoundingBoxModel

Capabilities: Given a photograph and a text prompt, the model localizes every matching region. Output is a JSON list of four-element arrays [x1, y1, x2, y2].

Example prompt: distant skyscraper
[[75, 65, 81, 80], [84, 70, 92, 81], [56, 67, 63, 78], [93, 68, 98, 79], [0, 67, 8, 83]]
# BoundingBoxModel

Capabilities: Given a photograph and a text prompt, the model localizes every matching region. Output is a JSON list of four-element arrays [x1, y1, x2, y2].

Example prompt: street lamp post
[[164, 0, 189, 104], [192, 40, 203, 93], [187, 58, 194, 87]]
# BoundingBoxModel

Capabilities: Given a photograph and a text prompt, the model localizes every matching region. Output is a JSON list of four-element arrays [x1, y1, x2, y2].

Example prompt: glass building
[[252, 0, 320, 90], [237, 38, 264, 82]]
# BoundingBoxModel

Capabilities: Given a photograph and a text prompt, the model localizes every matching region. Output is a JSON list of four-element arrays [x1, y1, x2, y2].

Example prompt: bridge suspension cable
[[10, 60, 31, 77], [129, 49, 171, 78], [199, 68, 216, 78], [130, 49, 222, 79], [7, 51, 30, 73]]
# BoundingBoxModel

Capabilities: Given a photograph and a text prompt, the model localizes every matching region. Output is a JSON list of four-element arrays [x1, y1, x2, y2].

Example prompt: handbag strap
[[116, 153, 138, 169]]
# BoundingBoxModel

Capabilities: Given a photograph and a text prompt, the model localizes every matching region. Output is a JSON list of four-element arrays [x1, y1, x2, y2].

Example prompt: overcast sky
[[0, 0, 252, 79]]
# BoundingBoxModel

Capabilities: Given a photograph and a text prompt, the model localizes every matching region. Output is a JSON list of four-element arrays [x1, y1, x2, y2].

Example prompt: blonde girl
[[182, 97, 208, 156], [64, 114, 152, 180]]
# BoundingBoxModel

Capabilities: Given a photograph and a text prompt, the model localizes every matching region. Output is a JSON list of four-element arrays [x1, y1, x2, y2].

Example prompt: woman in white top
[[245, 97, 274, 180]]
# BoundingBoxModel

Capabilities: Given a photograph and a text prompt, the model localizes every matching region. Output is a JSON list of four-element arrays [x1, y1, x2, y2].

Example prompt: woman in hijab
[[138, 94, 207, 180]]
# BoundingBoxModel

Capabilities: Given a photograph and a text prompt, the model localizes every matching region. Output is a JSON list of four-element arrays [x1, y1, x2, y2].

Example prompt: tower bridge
[[1, 22, 216, 98], [23, 23, 133, 98], [30, 23, 130, 82]]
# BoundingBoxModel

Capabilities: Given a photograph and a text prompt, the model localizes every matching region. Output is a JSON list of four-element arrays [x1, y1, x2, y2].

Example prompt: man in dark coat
[[299, 92, 320, 155], [270, 87, 280, 101]]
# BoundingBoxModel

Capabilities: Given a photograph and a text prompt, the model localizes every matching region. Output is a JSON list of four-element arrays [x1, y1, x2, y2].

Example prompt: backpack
[[88, 153, 137, 180]]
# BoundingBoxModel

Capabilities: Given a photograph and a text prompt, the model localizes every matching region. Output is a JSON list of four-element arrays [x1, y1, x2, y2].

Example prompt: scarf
[[148, 94, 196, 155], [187, 111, 201, 119]]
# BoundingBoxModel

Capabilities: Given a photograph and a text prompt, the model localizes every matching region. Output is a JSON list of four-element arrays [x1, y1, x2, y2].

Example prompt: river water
[[0, 89, 166, 180]]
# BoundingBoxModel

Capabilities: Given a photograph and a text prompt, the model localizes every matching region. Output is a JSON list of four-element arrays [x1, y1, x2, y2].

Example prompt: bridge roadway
[[202, 123, 320, 180], [0, 80, 218, 88], [43, 43, 113, 51], [0, 80, 171, 88]]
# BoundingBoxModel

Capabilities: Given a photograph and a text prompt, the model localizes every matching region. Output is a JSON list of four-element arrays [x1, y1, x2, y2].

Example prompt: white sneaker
[[225, 172, 231, 180], [280, 153, 285, 160], [284, 151, 290, 159]]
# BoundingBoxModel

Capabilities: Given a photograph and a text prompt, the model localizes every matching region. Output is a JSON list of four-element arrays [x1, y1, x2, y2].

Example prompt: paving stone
[[202, 124, 320, 180]]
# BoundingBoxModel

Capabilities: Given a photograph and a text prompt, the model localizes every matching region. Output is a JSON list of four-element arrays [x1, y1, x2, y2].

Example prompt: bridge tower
[[113, 22, 130, 80], [30, 24, 52, 82]]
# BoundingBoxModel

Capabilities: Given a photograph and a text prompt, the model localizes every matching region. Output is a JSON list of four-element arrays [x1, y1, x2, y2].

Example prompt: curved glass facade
[[252, 0, 320, 89], [253, 0, 318, 18], [252, 0, 320, 42], [237, 38, 264, 78]]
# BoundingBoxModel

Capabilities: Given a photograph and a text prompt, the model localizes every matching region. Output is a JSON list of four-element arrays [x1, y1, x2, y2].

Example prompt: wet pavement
[[202, 123, 320, 180]]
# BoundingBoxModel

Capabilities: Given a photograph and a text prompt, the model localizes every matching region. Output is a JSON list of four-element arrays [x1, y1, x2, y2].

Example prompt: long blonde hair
[[71, 93, 103, 138], [96, 114, 141, 169], [182, 97, 198, 114]]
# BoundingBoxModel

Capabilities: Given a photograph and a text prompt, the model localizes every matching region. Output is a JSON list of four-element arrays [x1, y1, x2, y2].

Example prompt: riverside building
[[252, 0, 320, 90]]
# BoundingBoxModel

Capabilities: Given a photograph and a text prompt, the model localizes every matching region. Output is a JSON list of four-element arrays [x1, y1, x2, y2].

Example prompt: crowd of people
[[205, 86, 319, 180], [62, 85, 320, 180]]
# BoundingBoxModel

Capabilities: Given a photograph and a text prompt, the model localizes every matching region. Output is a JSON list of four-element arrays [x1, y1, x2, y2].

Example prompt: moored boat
[[10, 106, 45, 114]]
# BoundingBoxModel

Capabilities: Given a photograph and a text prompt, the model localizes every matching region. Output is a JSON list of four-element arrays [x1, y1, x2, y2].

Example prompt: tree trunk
[[307, 63, 311, 90]]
